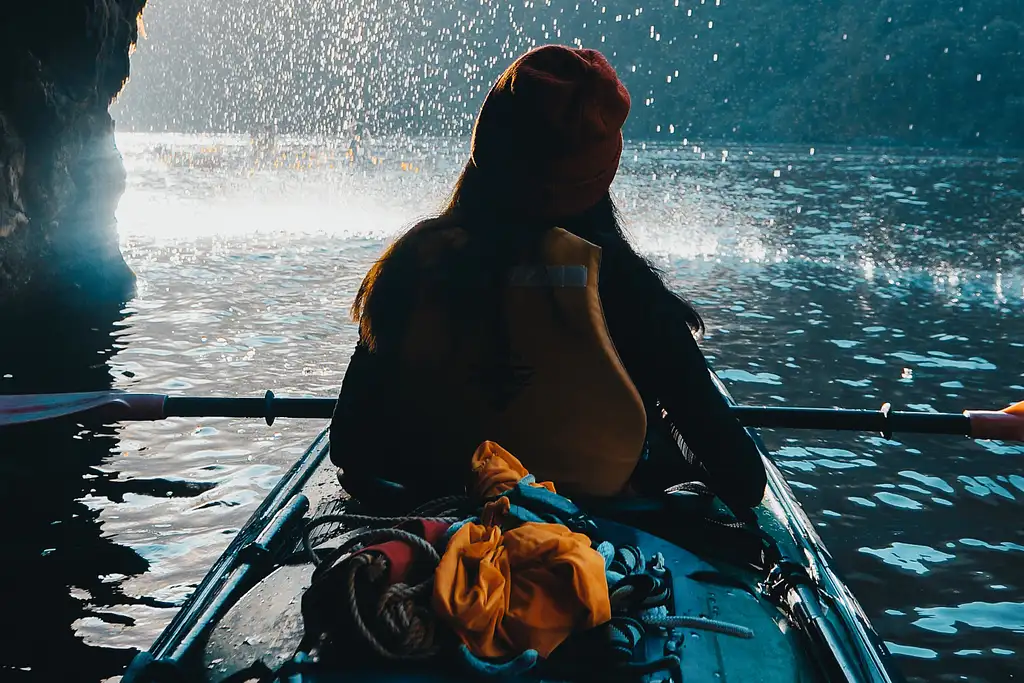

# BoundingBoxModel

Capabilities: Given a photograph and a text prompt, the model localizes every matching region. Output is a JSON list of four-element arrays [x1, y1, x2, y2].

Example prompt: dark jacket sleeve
[[330, 344, 419, 508], [329, 343, 454, 510], [329, 343, 378, 473], [647, 288, 768, 511], [591, 232, 767, 512]]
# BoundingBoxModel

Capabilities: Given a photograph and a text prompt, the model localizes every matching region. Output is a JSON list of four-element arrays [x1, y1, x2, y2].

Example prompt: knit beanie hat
[[469, 45, 631, 219]]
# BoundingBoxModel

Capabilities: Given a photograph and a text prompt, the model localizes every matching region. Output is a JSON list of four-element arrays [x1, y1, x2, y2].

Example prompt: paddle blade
[[0, 391, 167, 428], [965, 401, 1024, 442]]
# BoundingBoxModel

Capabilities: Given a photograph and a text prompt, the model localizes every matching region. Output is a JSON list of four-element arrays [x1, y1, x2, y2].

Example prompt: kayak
[[120, 374, 907, 683]]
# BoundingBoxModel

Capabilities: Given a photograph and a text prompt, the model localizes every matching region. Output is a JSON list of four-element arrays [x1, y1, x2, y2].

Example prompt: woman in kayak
[[330, 45, 766, 515]]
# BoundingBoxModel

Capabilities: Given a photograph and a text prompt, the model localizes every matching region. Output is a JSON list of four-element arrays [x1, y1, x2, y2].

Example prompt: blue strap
[[457, 644, 539, 678], [444, 517, 479, 544], [497, 480, 598, 536]]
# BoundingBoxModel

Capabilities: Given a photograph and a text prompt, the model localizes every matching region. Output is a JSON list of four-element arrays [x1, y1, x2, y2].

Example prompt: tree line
[[114, 0, 1023, 150]]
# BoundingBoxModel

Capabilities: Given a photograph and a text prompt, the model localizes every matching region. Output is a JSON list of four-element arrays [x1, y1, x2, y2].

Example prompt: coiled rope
[[302, 510, 456, 660]]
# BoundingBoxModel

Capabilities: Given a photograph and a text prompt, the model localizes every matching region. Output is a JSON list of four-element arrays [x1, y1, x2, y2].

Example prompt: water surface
[[1, 134, 1022, 682]]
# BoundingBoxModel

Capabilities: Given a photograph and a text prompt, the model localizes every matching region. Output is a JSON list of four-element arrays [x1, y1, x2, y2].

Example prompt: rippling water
[[1, 134, 1022, 682]]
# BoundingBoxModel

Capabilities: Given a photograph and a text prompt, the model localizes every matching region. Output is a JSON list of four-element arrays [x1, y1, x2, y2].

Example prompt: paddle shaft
[[168, 395, 973, 438], [5, 389, 1012, 439], [165, 395, 336, 423], [731, 406, 971, 438]]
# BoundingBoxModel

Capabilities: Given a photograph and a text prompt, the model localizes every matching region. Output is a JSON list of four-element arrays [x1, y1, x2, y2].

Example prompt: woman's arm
[[330, 344, 424, 509], [330, 343, 455, 511], [647, 288, 768, 511], [594, 237, 767, 512], [329, 343, 378, 472]]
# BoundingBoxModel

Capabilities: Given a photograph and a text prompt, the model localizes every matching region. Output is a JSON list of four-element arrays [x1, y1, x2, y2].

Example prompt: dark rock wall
[[0, 1, 146, 306]]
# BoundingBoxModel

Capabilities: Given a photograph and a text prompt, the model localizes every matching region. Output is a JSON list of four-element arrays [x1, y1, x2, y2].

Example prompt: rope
[[308, 512, 460, 530], [575, 616, 682, 681], [302, 511, 459, 565], [345, 554, 440, 660], [301, 524, 444, 661], [296, 501, 466, 663], [641, 613, 754, 639], [664, 481, 715, 497], [408, 495, 471, 517]]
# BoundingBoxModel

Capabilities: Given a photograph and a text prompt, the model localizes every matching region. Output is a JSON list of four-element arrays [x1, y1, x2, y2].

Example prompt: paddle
[[0, 390, 1021, 441], [0, 390, 334, 427]]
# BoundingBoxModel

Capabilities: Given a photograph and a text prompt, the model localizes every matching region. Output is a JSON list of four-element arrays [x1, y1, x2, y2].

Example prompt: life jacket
[[392, 226, 648, 498]]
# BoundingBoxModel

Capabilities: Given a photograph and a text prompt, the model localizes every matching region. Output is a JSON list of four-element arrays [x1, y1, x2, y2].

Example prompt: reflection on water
[[4, 133, 1022, 681], [0, 302, 214, 681]]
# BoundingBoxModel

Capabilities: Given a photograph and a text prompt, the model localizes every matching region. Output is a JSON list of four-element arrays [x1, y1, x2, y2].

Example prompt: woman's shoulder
[[401, 217, 471, 267]]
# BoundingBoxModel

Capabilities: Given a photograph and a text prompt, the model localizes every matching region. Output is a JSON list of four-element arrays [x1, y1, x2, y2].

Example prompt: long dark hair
[[351, 161, 704, 352]]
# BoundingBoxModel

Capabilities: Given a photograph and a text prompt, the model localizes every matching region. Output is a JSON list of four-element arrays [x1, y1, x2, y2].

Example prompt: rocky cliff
[[0, 1, 146, 306]]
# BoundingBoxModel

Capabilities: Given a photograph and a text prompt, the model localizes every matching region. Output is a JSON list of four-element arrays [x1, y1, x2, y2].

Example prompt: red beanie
[[469, 45, 631, 219]]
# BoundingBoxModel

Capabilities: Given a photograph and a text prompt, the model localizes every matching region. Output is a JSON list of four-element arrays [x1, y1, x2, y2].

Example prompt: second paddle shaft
[[732, 405, 971, 438]]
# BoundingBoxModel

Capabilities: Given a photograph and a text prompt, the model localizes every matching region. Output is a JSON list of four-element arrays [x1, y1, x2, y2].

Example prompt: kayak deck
[[122, 381, 905, 683], [201, 498, 811, 683]]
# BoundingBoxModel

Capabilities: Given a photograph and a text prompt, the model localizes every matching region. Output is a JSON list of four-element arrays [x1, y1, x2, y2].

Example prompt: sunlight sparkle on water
[[113, 133, 774, 264], [113, 133, 1023, 308]]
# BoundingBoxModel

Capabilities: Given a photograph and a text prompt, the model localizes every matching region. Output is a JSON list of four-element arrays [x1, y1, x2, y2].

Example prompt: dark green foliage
[[114, 0, 1023, 149]]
